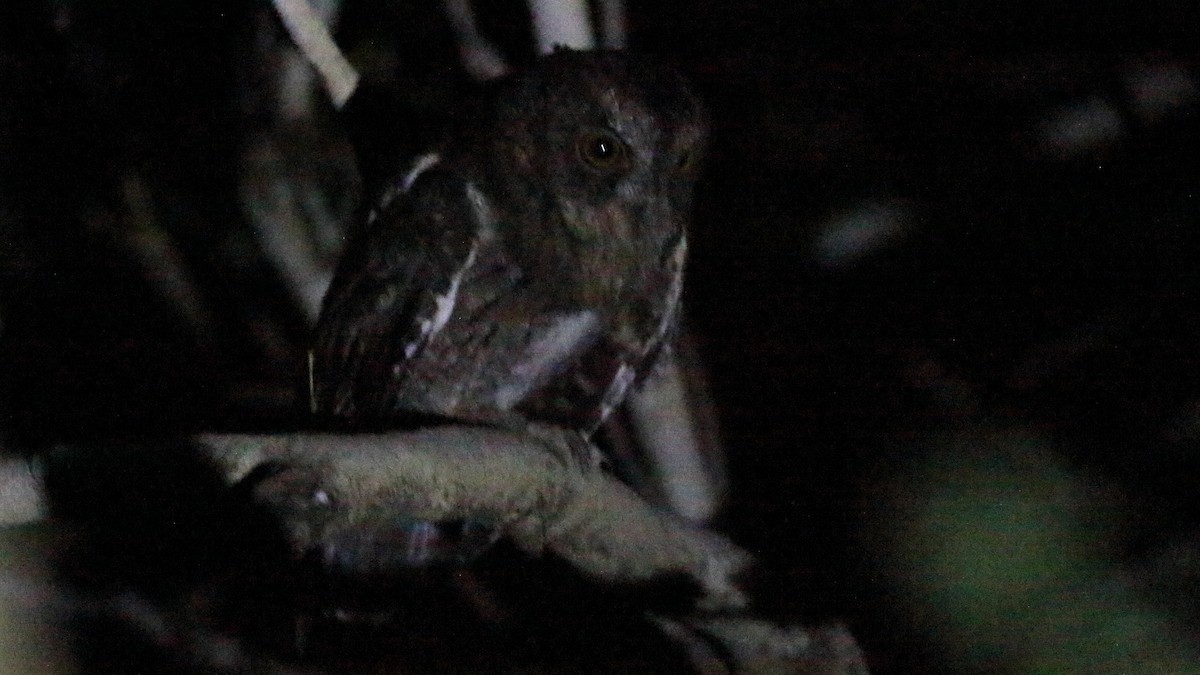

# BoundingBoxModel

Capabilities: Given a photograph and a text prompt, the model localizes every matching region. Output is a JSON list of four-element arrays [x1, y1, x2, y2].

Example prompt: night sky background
[[2, 1, 1200, 671]]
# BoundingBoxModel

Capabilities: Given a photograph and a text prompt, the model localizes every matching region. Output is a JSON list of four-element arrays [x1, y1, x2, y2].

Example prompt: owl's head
[[474, 50, 708, 300]]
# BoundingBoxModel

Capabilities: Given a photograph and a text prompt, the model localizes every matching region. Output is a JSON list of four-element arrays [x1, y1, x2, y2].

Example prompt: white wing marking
[[366, 152, 441, 225], [597, 361, 638, 425], [465, 181, 498, 242], [400, 239, 478, 363]]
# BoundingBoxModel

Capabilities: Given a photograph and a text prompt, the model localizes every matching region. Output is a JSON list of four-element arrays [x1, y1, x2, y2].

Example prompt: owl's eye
[[576, 129, 631, 173]]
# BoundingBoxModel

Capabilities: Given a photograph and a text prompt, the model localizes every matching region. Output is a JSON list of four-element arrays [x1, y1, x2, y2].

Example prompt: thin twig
[[270, 0, 359, 108]]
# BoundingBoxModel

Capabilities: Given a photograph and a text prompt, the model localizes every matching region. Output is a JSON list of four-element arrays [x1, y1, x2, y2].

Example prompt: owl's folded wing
[[310, 167, 479, 422]]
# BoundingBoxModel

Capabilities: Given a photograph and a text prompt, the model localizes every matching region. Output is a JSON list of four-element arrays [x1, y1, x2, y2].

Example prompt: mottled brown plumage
[[311, 50, 707, 436]]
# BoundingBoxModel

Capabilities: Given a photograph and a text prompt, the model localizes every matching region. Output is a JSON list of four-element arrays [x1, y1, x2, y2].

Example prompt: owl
[[310, 49, 707, 450]]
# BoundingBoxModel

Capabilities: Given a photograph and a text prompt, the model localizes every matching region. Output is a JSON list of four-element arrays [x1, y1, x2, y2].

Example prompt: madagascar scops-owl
[[311, 50, 707, 440]]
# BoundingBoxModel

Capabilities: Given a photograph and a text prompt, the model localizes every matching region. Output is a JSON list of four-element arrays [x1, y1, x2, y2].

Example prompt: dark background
[[2, 1, 1199, 671]]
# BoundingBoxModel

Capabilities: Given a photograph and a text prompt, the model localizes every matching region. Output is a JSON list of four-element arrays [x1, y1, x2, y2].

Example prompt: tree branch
[[270, 0, 359, 108], [199, 425, 749, 609]]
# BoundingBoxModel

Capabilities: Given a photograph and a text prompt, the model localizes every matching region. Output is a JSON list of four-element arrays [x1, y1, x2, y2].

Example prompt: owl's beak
[[556, 196, 641, 245], [577, 196, 683, 252]]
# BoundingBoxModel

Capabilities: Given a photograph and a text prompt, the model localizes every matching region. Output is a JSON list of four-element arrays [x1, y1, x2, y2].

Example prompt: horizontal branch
[[198, 425, 749, 610], [0, 426, 867, 671]]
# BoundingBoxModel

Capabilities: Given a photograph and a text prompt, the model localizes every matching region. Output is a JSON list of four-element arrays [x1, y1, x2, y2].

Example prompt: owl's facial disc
[[477, 51, 706, 303]]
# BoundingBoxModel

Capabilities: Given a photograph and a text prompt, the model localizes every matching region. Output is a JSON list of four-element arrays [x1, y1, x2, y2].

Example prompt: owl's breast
[[392, 307, 603, 424], [390, 231, 684, 432]]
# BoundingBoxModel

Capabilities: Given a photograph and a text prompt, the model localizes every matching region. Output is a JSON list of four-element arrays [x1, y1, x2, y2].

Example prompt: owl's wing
[[310, 166, 479, 422]]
